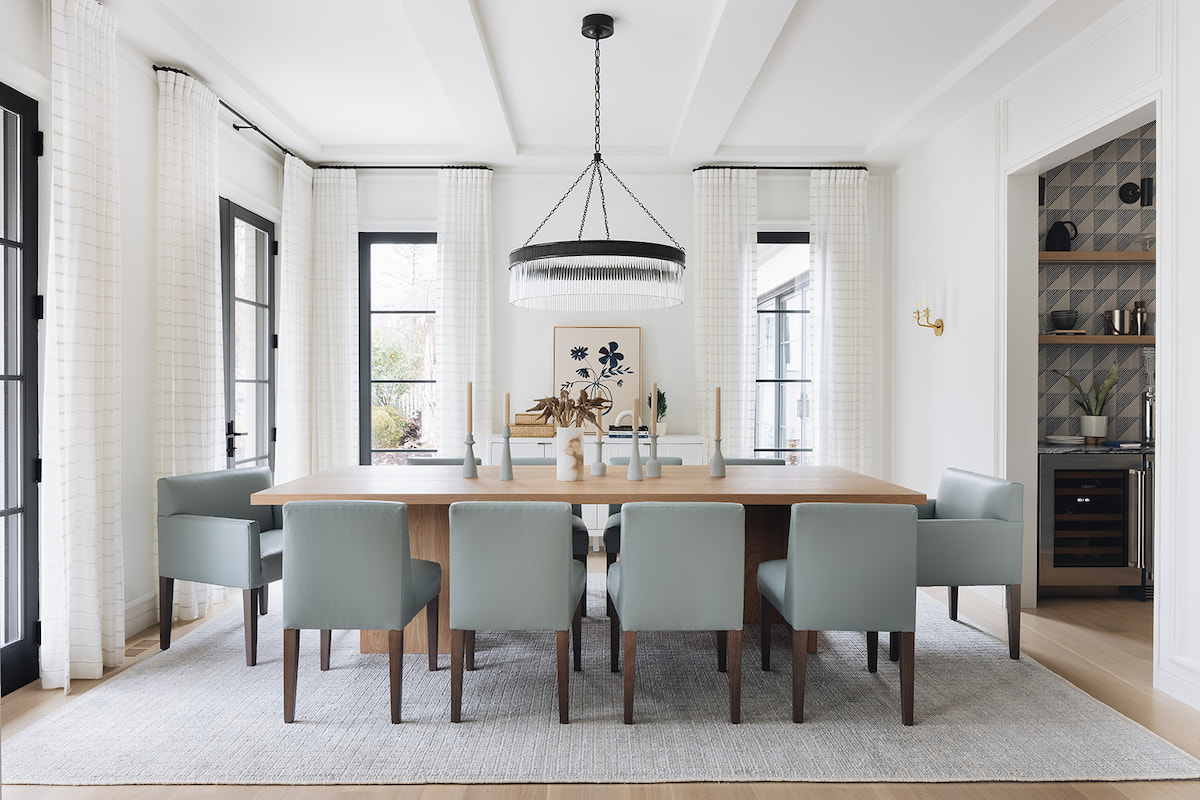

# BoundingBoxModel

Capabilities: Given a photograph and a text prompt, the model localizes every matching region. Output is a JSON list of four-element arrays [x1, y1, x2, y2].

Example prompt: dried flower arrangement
[[526, 388, 610, 429]]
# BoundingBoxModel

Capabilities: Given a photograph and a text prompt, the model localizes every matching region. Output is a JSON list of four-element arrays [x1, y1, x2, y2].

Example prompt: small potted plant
[[1054, 362, 1119, 441], [646, 387, 667, 435]]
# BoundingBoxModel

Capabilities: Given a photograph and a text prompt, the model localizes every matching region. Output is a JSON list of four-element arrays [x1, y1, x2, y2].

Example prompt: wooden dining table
[[252, 464, 925, 654]]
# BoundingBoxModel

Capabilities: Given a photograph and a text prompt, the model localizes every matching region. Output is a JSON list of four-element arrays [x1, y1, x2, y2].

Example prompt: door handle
[[226, 421, 248, 458]]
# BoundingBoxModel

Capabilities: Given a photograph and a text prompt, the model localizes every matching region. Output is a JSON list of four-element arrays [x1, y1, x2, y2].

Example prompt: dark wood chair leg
[[623, 630, 637, 724], [388, 630, 403, 724], [572, 598, 583, 672], [716, 630, 728, 673], [259, 583, 268, 615], [243, 588, 259, 666], [426, 595, 439, 671], [948, 585, 959, 620], [729, 629, 742, 724], [556, 629, 570, 724], [889, 631, 900, 662], [605, 553, 617, 618], [760, 598, 772, 671], [283, 628, 299, 723], [320, 630, 331, 671], [793, 629, 808, 723], [464, 630, 476, 671], [450, 629, 464, 723], [573, 554, 588, 617], [900, 630, 915, 726], [866, 631, 878, 673], [807, 630, 819, 653], [159, 576, 174, 651], [609, 607, 621, 673], [1006, 583, 1021, 659]]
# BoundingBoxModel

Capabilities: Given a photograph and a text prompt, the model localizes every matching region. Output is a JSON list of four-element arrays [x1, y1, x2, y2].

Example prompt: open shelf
[[1039, 335, 1154, 344], [1039, 251, 1155, 264]]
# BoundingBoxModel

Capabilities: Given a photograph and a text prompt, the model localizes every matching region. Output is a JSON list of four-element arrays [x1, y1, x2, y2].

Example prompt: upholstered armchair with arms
[[907, 467, 1024, 659], [157, 466, 281, 666]]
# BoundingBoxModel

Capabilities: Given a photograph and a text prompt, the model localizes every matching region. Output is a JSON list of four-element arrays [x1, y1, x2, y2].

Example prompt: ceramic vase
[[556, 426, 584, 481], [1080, 415, 1107, 439]]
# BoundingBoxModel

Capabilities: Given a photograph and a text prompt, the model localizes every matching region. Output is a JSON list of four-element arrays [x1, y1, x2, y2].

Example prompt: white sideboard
[[484, 434, 707, 544]]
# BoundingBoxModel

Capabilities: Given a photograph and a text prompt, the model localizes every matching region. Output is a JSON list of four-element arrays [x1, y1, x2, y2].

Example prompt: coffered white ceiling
[[106, 0, 1125, 168]]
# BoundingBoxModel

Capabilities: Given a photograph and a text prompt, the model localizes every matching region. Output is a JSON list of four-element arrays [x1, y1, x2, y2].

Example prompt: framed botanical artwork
[[552, 326, 642, 431]]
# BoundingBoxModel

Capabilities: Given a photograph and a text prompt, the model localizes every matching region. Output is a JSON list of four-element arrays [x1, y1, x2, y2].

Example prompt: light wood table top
[[251, 464, 926, 506]]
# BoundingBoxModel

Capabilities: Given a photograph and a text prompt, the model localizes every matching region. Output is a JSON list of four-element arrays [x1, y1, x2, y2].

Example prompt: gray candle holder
[[591, 434, 607, 476], [645, 433, 661, 478], [710, 438, 725, 477], [463, 434, 478, 478], [499, 426, 514, 480], [626, 433, 644, 481]]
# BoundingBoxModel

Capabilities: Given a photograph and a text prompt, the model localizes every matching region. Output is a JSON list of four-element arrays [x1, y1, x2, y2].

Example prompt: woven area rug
[[5, 577, 1200, 785]]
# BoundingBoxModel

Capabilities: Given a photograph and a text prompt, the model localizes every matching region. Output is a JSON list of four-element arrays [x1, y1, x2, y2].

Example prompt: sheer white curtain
[[310, 170, 360, 468], [276, 164, 359, 478], [152, 68, 225, 623], [437, 168, 493, 449], [810, 169, 872, 471], [275, 155, 314, 483], [41, 0, 125, 690], [692, 168, 757, 456]]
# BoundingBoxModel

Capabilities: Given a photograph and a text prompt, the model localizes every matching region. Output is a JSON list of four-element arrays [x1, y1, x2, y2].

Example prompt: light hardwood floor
[[4, 561, 1200, 799]]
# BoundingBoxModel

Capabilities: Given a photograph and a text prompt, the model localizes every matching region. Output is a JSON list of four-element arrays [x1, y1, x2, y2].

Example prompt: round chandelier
[[508, 13, 686, 312]]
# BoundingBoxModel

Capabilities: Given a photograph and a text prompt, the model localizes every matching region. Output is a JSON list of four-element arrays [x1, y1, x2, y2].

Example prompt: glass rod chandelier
[[508, 13, 685, 312]]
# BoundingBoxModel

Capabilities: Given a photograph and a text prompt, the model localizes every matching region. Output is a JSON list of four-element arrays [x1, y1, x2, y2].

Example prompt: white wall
[[892, 0, 1200, 710]]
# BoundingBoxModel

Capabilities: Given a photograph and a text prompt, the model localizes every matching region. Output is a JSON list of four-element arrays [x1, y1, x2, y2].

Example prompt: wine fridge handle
[[1128, 468, 1145, 569]]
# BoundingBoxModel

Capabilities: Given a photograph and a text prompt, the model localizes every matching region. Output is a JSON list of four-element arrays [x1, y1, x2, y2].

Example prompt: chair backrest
[[609, 456, 684, 466], [449, 501, 577, 631], [616, 502, 744, 631], [723, 457, 786, 465], [282, 500, 417, 631], [157, 466, 277, 531], [783, 503, 917, 633], [408, 456, 482, 465], [934, 468, 1023, 522]]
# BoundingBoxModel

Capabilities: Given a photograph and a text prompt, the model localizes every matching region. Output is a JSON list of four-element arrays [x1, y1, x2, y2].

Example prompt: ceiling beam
[[670, 0, 797, 161], [398, 0, 516, 161]]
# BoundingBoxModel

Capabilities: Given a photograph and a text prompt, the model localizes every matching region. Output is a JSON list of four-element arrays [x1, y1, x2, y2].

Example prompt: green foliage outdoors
[[371, 329, 424, 449]]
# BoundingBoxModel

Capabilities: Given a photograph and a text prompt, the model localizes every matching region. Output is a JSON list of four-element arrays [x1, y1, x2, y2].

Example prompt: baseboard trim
[[125, 591, 157, 640]]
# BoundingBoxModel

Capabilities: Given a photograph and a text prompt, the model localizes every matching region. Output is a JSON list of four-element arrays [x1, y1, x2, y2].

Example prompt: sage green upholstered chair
[[510, 457, 592, 577], [449, 501, 587, 724], [608, 501, 746, 724], [281, 500, 440, 724], [904, 467, 1024, 660], [157, 466, 281, 666], [758, 503, 918, 725], [600, 456, 686, 618]]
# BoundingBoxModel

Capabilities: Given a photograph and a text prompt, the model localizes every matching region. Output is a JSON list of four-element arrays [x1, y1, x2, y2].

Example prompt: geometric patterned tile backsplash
[[1038, 122, 1156, 442]]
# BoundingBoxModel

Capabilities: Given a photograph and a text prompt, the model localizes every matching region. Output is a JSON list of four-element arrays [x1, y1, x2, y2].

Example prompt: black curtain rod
[[693, 165, 867, 172], [153, 65, 294, 158], [317, 165, 493, 171]]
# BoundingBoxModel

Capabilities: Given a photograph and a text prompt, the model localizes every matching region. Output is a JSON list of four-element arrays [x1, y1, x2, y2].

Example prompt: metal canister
[[1132, 301, 1149, 335]]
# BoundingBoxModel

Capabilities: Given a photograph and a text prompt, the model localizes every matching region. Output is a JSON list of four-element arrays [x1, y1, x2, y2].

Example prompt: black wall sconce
[[1119, 177, 1154, 207]]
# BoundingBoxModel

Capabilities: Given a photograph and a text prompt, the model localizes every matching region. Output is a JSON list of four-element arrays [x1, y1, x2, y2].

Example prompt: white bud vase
[[1080, 415, 1107, 439], [556, 426, 584, 481]]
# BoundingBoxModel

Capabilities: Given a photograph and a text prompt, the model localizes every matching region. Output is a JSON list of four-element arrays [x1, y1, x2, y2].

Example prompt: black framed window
[[755, 232, 812, 464], [219, 199, 276, 471], [359, 233, 438, 465], [1, 82, 40, 695]]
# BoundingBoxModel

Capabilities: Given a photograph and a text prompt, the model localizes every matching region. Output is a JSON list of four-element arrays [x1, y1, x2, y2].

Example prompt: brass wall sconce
[[912, 283, 944, 335], [914, 306, 944, 336]]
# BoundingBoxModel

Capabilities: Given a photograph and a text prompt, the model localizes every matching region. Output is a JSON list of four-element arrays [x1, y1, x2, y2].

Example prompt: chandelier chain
[[521, 160, 594, 247], [594, 36, 601, 156], [580, 164, 598, 240], [597, 166, 611, 238], [600, 161, 683, 250]]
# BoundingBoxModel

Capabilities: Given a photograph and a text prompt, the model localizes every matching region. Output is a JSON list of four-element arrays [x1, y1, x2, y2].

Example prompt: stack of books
[[509, 413, 556, 437], [607, 425, 649, 438]]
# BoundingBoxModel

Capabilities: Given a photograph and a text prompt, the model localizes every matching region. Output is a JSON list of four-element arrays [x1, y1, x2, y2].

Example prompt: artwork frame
[[552, 326, 642, 431]]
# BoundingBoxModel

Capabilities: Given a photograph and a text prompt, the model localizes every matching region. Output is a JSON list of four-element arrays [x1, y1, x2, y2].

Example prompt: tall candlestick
[[651, 382, 658, 436], [715, 386, 721, 440], [504, 392, 510, 426], [466, 382, 473, 434]]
